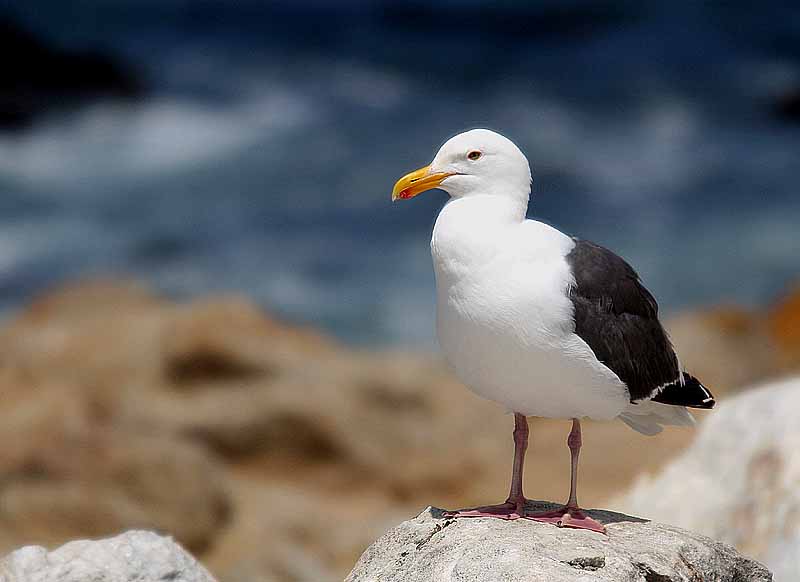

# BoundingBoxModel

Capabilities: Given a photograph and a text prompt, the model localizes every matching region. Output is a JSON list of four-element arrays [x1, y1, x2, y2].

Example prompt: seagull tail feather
[[651, 373, 716, 409], [618, 400, 696, 436]]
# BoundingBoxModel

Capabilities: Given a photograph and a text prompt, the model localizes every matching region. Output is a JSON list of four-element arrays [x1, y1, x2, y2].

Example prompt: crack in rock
[[563, 556, 606, 571], [415, 519, 455, 550], [634, 562, 674, 582]]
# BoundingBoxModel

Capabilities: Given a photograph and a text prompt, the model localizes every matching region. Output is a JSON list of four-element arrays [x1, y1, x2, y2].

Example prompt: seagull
[[391, 129, 715, 533]]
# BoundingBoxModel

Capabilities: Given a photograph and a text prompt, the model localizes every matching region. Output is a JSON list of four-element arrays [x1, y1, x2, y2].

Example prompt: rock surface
[[0, 531, 215, 582], [346, 506, 771, 582], [0, 278, 798, 581], [616, 376, 800, 581]]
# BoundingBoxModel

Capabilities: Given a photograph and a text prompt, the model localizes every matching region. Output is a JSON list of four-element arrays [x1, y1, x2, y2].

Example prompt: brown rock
[[15, 278, 161, 322], [768, 283, 800, 371], [666, 306, 779, 395], [0, 278, 169, 390], [0, 418, 230, 555], [162, 296, 334, 386], [1, 277, 783, 582], [0, 358, 230, 556]]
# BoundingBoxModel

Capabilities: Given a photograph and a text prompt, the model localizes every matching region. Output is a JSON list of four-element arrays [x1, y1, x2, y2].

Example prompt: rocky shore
[[347, 507, 772, 582], [0, 278, 797, 581], [0, 513, 772, 582]]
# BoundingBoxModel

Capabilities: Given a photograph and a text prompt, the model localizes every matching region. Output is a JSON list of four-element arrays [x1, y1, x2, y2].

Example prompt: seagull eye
[[467, 150, 482, 161]]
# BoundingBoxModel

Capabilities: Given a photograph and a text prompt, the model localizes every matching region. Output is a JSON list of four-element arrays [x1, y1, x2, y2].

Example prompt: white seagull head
[[392, 129, 531, 204]]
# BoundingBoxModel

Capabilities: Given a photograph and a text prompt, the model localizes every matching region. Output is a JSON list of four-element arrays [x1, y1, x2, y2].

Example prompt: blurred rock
[[772, 88, 800, 124], [162, 296, 333, 386], [0, 530, 216, 582], [666, 306, 779, 395], [0, 277, 797, 581], [0, 282, 204, 553], [346, 506, 771, 582], [0, 278, 169, 389], [0, 16, 144, 131], [615, 376, 800, 580], [768, 284, 800, 372], [0, 415, 230, 556]]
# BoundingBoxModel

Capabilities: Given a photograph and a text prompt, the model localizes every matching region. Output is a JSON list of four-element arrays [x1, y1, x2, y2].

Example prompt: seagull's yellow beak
[[391, 165, 453, 201]]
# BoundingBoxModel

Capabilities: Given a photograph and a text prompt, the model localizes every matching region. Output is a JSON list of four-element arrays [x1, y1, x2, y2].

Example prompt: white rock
[[346, 505, 771, 581], [615, 376, 800, 581], [0, 530, 216, 582]]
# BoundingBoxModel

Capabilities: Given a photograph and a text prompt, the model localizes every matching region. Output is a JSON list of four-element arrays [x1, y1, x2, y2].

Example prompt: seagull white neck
[[439, 193, 528, 227], [431, 194, 527, 281]]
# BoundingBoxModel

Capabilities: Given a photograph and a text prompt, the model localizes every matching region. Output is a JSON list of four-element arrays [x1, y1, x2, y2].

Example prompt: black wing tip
[[651, 373, 716, 409]]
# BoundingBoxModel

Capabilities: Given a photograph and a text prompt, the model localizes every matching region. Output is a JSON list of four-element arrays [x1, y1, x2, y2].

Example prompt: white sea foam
[[496, 92, 720, 203], [0, 91, 313, 190]]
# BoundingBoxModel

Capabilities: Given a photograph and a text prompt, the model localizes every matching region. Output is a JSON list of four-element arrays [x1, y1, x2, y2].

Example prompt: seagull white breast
[[431, 194, 629, 420]]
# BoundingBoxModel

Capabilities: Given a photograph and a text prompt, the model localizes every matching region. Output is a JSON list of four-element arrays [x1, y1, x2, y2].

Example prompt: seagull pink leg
[[445, 413, 529, 520], [526, 418, 606, 533]]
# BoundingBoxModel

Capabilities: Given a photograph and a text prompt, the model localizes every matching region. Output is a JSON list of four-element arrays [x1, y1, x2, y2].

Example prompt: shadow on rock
[[430, 502, 648, 526]]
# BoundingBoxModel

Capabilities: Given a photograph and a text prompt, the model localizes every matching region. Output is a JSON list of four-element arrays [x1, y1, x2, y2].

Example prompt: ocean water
[[1, 1, 799, 345]]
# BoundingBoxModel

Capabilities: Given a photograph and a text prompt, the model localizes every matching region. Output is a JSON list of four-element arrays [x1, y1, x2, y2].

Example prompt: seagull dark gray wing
[[565, 239, 714, 408]]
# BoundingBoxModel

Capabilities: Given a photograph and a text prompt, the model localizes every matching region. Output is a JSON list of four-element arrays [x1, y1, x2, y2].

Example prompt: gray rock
[[0, 530, 216, 582], [346, 505, 771, 582], [615, 376, 800, 581]]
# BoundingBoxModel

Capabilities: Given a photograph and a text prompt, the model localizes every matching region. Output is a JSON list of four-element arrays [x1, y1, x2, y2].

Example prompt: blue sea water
[[1, 1, 799, 345]]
